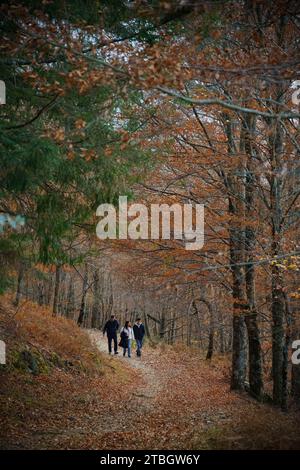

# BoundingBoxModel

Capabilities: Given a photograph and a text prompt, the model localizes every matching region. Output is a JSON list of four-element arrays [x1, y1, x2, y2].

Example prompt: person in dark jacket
[[103, 315, 119, 354], [133, 317, 145, 357]]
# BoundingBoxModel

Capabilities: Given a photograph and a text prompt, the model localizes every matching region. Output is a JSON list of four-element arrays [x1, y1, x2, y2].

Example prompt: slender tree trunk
[[193, 300, 203, 348], [91, 269, 100, 328], [77, 267, 88, 326], [245, 312, 263, 398], [271, 263, 285, 406], [160, 310, 166, 339], [231, 314, 247, 390], [57, 269, 66, 315], [230, 229, 247, 390], [206, 306, 214, 360], [244, 243, 263, 400], [66, 276, 75, 319], [269, 116, 286, 408], [243, 113, 263, 399], [170, 310, 176, 345], [45, 278, 52, 305], [187, 313, 192, 347], [52, 264, 61, 316], [200, 295, 215, 360], [143, 308, 150, 338], [218, 309, 225, 354]]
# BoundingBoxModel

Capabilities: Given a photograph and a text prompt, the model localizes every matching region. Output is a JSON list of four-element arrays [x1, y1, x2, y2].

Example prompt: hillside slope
[[0, 295, 139, 449]]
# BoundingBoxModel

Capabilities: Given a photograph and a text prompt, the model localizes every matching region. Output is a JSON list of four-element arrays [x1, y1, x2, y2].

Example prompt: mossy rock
[[12, 347, 51, 375], [50, 351, 63, 368]]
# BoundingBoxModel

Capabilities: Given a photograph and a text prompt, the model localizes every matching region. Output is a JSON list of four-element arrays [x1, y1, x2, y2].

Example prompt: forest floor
[[1, 296, 300, 450]]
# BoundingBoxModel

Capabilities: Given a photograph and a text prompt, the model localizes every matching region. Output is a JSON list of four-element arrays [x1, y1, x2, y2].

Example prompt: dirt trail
[[12, 331, 167, 449], [88, 330, 164, 408]]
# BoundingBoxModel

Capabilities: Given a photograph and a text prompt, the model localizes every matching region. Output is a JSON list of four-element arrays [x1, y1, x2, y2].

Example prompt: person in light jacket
[[120, 321, 134, 358]]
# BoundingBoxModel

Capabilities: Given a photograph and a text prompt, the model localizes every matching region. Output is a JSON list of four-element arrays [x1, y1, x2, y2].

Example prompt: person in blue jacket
[[133, 317, 145, 357], [103, 315, 119, 354]]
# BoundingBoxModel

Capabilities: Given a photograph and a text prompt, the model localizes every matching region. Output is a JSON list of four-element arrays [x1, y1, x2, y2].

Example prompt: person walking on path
[[120, 321, 134, 358], [103, 314, 119, 354], [133, 317, 145, 357]]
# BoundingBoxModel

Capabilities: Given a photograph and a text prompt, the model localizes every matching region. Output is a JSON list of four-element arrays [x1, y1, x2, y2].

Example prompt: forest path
[[86, 329, 238, 449], [88, 330, 165, 410]]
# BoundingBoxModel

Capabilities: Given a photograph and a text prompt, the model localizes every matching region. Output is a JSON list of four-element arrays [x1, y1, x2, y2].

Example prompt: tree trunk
[[245, 312, 263, 398], [77, 267, 88, 326], [143, 308, 150, 338], [280, 293, 292, 411], [170, 312, 176, 345], [203, 297, 214, 360], [244, 229, 263, 399], [91, 269, 100, 328], [66, 276, 75, 319], [269, 115, 286, 408], [223, 112, 247, 391], [159, 310, 166, 339], [243, 113, 263, 399], [206, 310, 214, 360], [52, 264, 61, 316], [230, 229, 247, 390], [218, 309, 225, 354], [271, 264, 285, 407], [231, 314, 247, 390]]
